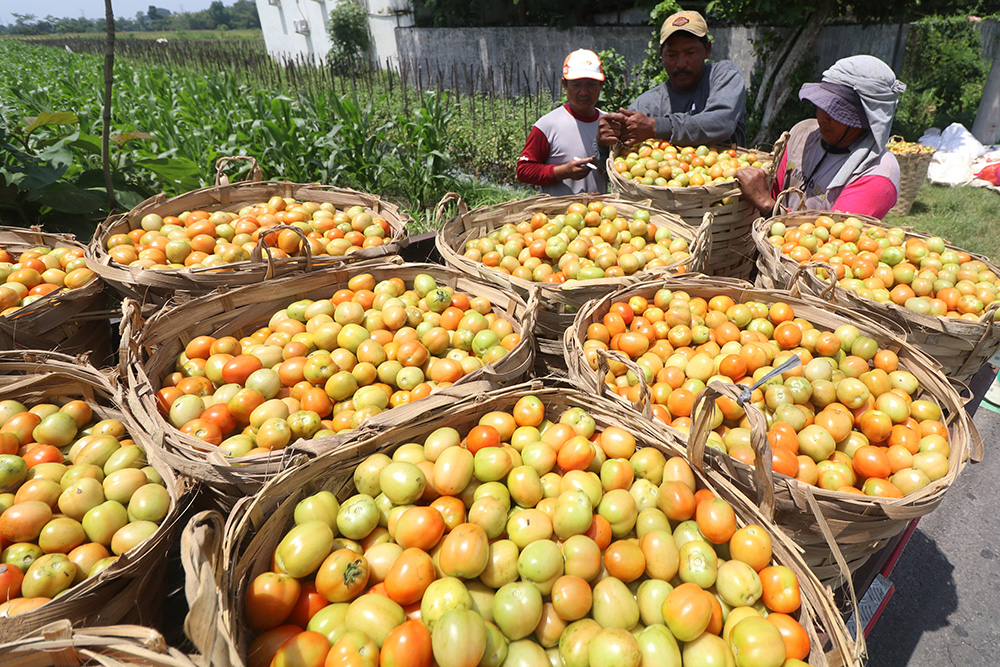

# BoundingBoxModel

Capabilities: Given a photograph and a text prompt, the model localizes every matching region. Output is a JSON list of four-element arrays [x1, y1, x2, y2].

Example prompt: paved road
[[864, 405, 1000, 666]]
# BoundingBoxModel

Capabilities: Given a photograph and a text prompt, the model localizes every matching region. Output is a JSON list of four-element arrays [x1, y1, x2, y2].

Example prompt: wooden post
[[102, 0, 117, 211]]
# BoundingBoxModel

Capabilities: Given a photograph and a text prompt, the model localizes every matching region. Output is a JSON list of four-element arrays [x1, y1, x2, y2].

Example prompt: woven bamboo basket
[[0, 226, 113, 365], [0, 620, 201, 667], [753, 207, 1000, 384], [202, 382, 859, 667], [606, 136, 786, 280], [434, 191, 710, 351], [564, 277, 980, 586], [886, 136, 935, 217], [86, 157, 410, 309], [121, 259, 536, 508], [0, 350, 189, 641]]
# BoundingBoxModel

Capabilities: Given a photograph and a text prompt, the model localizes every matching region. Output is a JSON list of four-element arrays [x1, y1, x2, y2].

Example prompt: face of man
[[563, 78, 603, 116], [661, 32, 711, 92], [816, 108, 866, 148]]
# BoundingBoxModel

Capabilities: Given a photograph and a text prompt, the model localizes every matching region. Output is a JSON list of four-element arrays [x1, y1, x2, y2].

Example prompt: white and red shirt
[[517, 104, 607, 196]]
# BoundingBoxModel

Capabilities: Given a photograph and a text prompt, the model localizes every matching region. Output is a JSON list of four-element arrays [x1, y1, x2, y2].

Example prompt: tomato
[[21, 553, 75, 598], [380, 619, 433, 667], [591, 577, 639, 630], [245, 571, 301, 630], [682, 633, 734, 667], [728, 616, 786, 667], [380, 461, 427, 505], [271, 630, 330, 667], [636, 625, 682, 667], [430, 608, 487, 667], [336, 495, 379, 541], [275, 521, 335, 580], [392, 506, 445, 551], [550, 574, 593, 622], [438, 523, 489, 579], [248, 625, 301, 667], [512, 395, 545, 427], [479, 539, 519, 590], [286, 581, 329, 629], [326, 630, 379, 667], [695, 498, 737, 544], [315, 549, 370, 603], [384, 548, 435, 605], [766, 612, 811, 661], [759, 565, 801, 614], [419, 576, 473, 630], [661, 582, 712, 642], [0, 500, 52, 543], [729, 525, 772, 572], [0, 562, 23, 600], [716, 559, 763, 608], [344, 594, 405, 647]]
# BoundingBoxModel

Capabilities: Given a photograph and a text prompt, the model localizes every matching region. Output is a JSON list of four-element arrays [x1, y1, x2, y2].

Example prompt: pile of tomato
[[0, 399, 169, 616], [0, 245, 96, 315], [154, 273, 521, 457], [767, 215, 1000, 320], [105, 196, 392, 271], [583, 289, 952, 499], [613, 141, 764, 189], [244, 395, 818, 667], [460, 201, 692, 285]]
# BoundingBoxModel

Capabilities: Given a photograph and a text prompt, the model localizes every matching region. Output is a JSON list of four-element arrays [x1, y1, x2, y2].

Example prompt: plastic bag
[[935, 123, 987, 159], [975, 163, 1000, 186]]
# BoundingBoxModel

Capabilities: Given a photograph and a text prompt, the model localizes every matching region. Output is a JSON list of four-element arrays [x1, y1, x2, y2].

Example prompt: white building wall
[[256, 0, 334, 61], [255, 0, 412, 65]]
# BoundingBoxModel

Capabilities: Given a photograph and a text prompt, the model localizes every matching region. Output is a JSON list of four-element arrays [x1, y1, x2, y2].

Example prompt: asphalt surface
[[864, 401, 1000, 666]]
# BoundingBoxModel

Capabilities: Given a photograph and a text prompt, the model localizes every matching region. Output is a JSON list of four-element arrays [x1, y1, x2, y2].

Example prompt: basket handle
[[434, 192, 469, 227], [771, 187, 806, 218], [181, 510, 240, 667], [688, 380, 776, 520], [887, 134, 905, 146], [803, 487, 866, 664], [594, 348, 653, 421], [690, 211, 714, 272], [250, 224, 313, 279], [215, 156, 263, 186], [783, 260, 840, 302]]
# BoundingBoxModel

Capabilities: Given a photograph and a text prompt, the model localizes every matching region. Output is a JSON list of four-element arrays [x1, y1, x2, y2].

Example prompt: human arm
[[735, 166, 775, 216], [831, 176, 898, 219], [517, 126, 595, 185], [633, 63, 746, 146]]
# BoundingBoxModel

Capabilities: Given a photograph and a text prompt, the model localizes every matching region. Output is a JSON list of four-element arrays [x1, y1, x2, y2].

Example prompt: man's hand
[[620, 109, 657, 146], [735, 166, 775, 216], [598, 113, 626, 147], [553, 157, 596, 182]]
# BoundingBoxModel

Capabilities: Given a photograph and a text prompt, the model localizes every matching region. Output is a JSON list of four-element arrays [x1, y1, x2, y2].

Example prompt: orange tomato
[[245, 572, 301, 630], [695, 497, 737, 544], [759, 565, 801, 613], [380, 620, 433, 667], [767, 612, 811, 661], [728, 525, 772, 572], [603, 540, 645, 582]]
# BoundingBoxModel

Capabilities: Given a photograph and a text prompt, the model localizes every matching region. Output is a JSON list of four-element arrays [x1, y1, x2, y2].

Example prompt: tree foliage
[[0, 1, 261, 35], [327, 1, 372, 67]]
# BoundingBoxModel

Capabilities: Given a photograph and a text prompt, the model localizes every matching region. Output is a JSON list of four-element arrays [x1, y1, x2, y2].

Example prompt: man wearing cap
[[737, 55, 906, 218], [598, 10, 746, 149], [517, 49, 608, 195]]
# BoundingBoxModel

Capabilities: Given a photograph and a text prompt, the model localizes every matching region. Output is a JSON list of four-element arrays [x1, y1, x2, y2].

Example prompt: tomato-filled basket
[[434, 192, 709, 372], [189, 382, 859, 667], [86, 157, 410, 309], [564, 276, 979, 585], [886, 136, 935, 217], [606, 137, 786, 281], [120, 259, 536, 509], [0, 350, 188, 640], [753, 208, 1000, 384], [0, 225, 113, 365], [0, 619, 201, 666]]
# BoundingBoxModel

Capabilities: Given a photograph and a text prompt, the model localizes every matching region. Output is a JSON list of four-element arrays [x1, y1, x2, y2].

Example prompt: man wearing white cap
[[598, 10, 746, 149], [737, 55, 906, 218], [517, 49, 608, 195]]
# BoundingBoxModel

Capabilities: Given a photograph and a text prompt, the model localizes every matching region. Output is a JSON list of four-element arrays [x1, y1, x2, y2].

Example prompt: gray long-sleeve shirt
[[630, 60, 747, 146]]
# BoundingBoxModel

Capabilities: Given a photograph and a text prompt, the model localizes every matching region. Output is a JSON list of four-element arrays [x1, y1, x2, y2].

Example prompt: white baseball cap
[[563, 49, 604, 82]]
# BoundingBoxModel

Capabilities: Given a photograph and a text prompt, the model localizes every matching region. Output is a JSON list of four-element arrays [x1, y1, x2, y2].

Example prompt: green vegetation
[[0, 40, 533, 236], [885, 185, 1000, 263], [327, 1, 371, 67]]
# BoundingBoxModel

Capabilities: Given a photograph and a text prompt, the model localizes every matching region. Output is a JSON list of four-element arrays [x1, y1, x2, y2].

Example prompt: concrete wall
[[367, 0, 414, 66], [394, 20, 1000, 97], [256, 0, 334, 60]]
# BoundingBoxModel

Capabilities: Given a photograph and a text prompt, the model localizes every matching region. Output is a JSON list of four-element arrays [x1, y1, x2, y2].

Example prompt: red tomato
[[766, 612, 811, 661], [179, 419, 224, 446], [245, 572, 301, 631], [200, 403, 237, 436], [380, 619, 433, 667], [315, 550, 370, 603], [271, 630, 330, 667], [21, 444, 63, 469], [287, 581, 330, 629], [695, 497, 737, 544], [0, 562, 24, 600], [392, 507, 445, 552], [464, 425, 500, 454]]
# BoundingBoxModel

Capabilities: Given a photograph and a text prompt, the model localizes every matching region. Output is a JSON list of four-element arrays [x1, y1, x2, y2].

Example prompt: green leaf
[[111, 131, 154, 146], [22, 112, 79, 136], [134, 157, 203, 190], [31, 181, 105, 214]]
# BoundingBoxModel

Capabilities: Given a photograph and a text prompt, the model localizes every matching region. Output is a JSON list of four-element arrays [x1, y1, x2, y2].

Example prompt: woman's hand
[[735, 166, 775, 216]]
